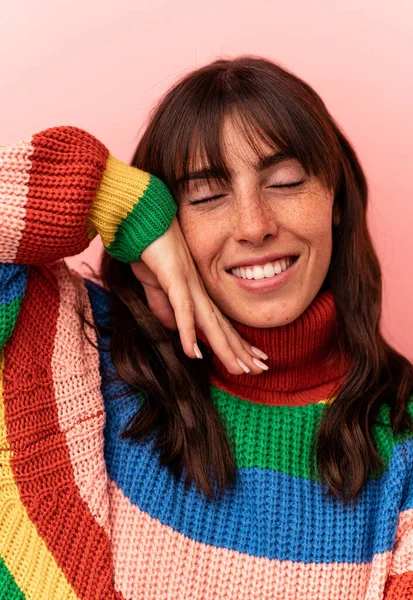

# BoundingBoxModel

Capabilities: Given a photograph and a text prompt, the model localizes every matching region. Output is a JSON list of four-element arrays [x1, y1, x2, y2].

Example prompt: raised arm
[[0, 126, 177, 350], [0, 126, 176, 265], [0, 126, 267, 372]]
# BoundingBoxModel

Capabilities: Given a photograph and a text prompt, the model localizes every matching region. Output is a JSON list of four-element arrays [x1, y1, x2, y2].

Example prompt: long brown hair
[[98, 56, 413, 504]]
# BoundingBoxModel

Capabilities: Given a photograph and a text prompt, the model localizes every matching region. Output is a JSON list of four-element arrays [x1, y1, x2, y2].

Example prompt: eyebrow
[[177, 151, 292, 186]]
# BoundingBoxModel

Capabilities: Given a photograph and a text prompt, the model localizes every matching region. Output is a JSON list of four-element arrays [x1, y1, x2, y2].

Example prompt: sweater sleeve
[[0, 126, 176, 265], [0, 126, 177, 350], [383, 437, 413, 599]]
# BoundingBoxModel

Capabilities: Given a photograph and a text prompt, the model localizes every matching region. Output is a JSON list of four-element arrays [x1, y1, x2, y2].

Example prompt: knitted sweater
[[1, 127, 413, 600]]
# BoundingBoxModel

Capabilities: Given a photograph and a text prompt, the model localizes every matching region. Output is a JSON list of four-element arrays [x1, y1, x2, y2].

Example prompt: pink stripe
[[0, 138, 34, 262], [389, 508, 413, 576], [109, 480, 391, 600], [52, 264, 110, 534]]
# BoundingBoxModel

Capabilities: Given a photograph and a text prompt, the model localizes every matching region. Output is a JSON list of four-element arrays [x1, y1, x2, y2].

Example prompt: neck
[[200, 290, 350, 406]]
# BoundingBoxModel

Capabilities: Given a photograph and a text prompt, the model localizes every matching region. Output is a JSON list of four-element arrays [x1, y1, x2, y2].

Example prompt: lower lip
[[228, 257, 300, 292]]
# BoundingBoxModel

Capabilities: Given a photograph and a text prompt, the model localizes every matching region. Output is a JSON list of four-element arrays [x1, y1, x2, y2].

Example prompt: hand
[[131, 218, 269, 375]]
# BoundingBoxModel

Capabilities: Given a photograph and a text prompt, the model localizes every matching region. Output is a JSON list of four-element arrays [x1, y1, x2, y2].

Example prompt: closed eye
[[189, 194, 227, 205], [268, 180, 305, 189], [190, 179, 305, 205]]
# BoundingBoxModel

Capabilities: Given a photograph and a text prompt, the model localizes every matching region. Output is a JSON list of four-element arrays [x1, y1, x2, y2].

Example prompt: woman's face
[[178, 118, 338, 328]]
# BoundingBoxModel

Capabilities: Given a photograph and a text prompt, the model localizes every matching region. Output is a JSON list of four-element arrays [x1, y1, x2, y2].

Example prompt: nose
[[232, 194, 279, 246]]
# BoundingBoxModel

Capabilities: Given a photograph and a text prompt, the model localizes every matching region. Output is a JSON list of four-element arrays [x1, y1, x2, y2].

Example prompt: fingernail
[[236, 358, 250, 373], [251, 346, 269, 360], [252, 357, 269, 371], [194, 343, 203, 359]]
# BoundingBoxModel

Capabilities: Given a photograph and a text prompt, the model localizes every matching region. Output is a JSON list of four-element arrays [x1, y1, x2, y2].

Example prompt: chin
[[222, 300, 304, 328], [238, 313, 299, 328]]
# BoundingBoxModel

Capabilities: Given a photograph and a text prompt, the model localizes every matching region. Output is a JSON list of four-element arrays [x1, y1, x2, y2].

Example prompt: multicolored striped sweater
[[0, 127, 413, 600]]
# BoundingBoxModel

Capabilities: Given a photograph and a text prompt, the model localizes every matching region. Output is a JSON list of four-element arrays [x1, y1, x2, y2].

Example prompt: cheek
[[178, 210, 225, 270], [300, 212, 333, 245], [288, 193, 334, 246]]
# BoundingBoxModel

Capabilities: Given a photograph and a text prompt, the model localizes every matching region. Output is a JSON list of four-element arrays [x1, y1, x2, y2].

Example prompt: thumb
[[142, 283, 178, 331], [130, 261, 177, 330]]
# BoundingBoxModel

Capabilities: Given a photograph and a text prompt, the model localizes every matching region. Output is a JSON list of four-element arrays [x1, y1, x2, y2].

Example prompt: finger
[[190, 271, 269, 372], [214, 312, 269, 375], [189, 289, 251, 375], [188, 270, 269, 373], [167, 286, 198, 358], [219, 317, 268, 361]]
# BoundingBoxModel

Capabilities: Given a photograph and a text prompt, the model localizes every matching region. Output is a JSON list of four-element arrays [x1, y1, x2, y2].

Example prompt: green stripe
[[0, 296, 23, 349], [107, 175, 177, 262], [211, 386, 413, 481], [0, 557, 26, 599]]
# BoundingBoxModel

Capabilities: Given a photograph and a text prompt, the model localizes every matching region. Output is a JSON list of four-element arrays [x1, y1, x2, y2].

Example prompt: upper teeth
[[231, 257, 294, 280]]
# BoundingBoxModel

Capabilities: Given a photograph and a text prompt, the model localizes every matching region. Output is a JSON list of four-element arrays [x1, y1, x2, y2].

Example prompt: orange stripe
[[15, 128, 109, 264], [0, 351, 81, 600], [3, 264, 122, 599], [383, 570, 413, 599]]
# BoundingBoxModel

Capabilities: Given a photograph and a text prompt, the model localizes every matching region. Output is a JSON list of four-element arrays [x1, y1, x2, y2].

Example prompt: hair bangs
[[160, 71, 341, 198]]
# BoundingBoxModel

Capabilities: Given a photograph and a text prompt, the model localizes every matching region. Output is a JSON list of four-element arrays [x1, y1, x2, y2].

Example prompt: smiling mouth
[[229, 256, 299, 281]]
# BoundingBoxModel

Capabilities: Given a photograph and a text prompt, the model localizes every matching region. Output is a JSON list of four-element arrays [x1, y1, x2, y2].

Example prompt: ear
[[332, 203, 341, 226]]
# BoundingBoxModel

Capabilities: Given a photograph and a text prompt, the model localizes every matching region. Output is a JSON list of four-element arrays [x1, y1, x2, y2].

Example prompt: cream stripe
[[0, 351, 80, 599], [52, 264, 110, 534], [108, 480, 392, 600], [0, 138, 34, 262]]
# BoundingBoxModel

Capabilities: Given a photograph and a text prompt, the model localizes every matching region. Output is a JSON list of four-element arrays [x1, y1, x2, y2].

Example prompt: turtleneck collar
[[199, 290, 351, 406]]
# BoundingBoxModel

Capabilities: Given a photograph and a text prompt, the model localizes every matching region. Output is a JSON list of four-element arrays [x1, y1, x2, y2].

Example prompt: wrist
[[87, 155, 177, 262]]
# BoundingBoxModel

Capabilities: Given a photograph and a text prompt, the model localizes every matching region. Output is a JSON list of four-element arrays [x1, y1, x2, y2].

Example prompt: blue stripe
[[104, 390, 406, 563], [399, 435, 413, 512], [0, 263, 27, 306], [86, 279, 409, 565]]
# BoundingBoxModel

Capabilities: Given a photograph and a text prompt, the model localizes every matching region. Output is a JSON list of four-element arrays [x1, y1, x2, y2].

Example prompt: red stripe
[[3, 265, 123, 600], [15, 127, 109, 264], [383, 570, 413, 599]]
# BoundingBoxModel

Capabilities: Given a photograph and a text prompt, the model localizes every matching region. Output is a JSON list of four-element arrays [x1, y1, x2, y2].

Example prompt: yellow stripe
[[317, 397, 335, 404], [0, 352, 80, 600], [87, 155, 151, 247]]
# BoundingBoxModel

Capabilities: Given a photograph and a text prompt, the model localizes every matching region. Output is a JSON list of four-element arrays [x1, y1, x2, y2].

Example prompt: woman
[[1, 56, 412, 599]]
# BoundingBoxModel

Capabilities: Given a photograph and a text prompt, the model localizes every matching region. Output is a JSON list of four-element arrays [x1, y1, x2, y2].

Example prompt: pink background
[[1, 0, 412, 357]]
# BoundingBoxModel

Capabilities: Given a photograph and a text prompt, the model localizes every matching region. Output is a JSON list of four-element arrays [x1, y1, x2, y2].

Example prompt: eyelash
[[190, 180, 305, 205]]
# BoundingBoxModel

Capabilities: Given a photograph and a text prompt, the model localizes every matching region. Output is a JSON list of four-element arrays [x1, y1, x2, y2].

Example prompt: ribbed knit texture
[[87, 154, 177, 262], [0, 127, 413, 599], [199, 290, 351, 405]]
